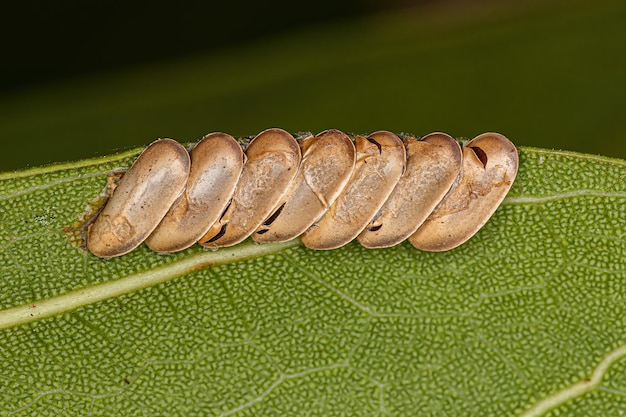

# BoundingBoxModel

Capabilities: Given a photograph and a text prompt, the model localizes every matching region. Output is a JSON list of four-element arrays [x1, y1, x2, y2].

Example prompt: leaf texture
[[1, 147, 626, 416]]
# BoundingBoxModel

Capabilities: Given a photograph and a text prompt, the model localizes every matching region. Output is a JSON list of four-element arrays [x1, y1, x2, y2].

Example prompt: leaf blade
[[1, 147, 626, 416]]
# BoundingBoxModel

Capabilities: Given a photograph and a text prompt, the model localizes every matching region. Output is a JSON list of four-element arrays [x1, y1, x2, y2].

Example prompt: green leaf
[[1, 146, 626, 417]]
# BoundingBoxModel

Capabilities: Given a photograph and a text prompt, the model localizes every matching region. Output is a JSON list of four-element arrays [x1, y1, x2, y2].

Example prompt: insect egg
[[198, 128, 302, 248], [408, 132, 519, 251], [87, 139, 190, 258], [253, 129, 356, 243], [301, 131, 406, 250], [357, 132, 463, 249], [144, 132, 244, 253]]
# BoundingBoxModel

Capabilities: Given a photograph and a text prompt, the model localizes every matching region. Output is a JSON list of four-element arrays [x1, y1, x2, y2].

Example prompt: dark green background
[[1, 0, 625, 172]]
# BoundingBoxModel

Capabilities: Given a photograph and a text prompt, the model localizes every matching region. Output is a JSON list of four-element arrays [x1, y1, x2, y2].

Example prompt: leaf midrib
[[0, 240, 300, 331]]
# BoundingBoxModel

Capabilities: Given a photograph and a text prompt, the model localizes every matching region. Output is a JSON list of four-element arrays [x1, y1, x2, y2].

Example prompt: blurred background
[[1, 0, 625, 171]]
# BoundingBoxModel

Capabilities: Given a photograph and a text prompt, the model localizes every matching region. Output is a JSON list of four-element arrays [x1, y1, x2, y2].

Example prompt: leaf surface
[[1, 147, 626, 416]]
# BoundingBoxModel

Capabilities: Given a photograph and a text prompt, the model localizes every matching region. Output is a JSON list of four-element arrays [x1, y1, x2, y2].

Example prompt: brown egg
[[198, 128, 301, 248], [301, 131, 406, 250], [87, 139, 190, 257], [409, 132, 518, 251], [145, 132, 244, 253], [358, 132, 462, 248], [253, 129, 356, 243]]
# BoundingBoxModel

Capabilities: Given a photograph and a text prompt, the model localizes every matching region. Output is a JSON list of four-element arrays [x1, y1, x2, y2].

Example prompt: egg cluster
[[87, 128, 518, 258]]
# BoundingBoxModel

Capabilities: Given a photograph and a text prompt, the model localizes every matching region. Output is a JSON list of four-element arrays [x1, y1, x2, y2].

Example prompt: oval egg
[[358, 132, 462, 248], [301, 131, 406, 250], [198, 128, 302, 248], [87, 139, 190, 257], [253, 129, 356, 243], [409, 132, 518, 251], [145, 132, 244, 252]]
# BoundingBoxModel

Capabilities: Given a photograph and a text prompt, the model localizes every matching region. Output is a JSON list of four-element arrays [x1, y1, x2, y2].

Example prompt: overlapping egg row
[[87, 128, 518, 258]]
